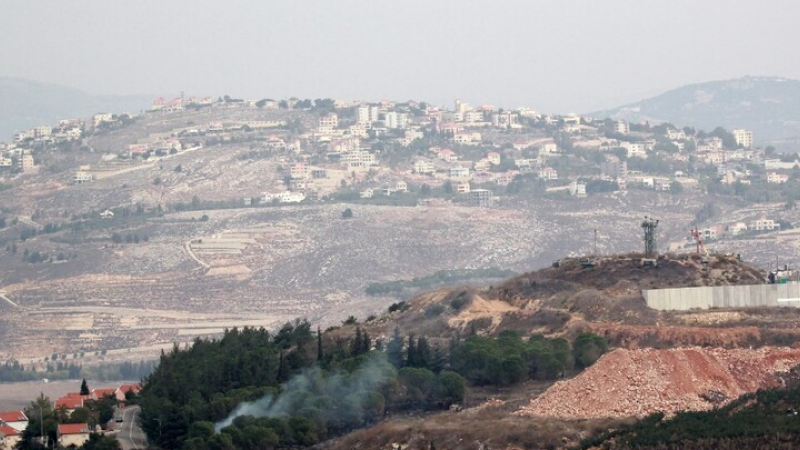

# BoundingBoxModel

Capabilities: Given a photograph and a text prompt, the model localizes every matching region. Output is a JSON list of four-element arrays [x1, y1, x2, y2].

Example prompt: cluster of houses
[[0, 410, 95, 450], [0, 384, 141, 449], [6, 91, 799, 214], [688, 215, 782, 244]]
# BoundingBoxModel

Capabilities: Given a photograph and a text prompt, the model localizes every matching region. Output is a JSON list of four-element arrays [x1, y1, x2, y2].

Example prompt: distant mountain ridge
[[595, 76, 800, 147], [0, 77, 152, 140]]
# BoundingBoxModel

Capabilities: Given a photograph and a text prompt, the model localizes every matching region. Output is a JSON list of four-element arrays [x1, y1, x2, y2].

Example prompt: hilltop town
[[2, 96, 796, 232], [1, 94, 799, 369]]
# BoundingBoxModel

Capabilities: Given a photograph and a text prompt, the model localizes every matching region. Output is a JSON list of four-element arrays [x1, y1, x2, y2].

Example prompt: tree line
[[136, 319, 608, 450]]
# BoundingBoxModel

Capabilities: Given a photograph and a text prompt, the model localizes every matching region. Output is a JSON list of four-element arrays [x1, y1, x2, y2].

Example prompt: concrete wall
[[643, 282, 800, 311]]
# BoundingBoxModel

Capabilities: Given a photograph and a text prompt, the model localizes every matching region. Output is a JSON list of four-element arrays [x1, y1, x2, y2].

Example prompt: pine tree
[[351, 327, 364, 356], [417, 336, 431, 370], [277, 350, 289, 382], [361, 328, 371, 353], [431, 346, 446, 373], [80, 379, 90, 395], [406, 334, 417, 367], [387, 326, 404, 368], [317, 326, 324, 361]]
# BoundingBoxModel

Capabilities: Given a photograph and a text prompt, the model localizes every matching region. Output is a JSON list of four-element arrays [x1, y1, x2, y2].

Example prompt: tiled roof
[[58, 423, 90, 435], [0, 411, 27, 423]]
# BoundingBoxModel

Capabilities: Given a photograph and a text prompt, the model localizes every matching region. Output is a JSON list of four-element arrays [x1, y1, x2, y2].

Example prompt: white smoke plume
[[214, 353, 395, 433]]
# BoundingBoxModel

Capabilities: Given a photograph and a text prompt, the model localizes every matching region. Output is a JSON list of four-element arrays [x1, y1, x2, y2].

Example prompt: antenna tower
[[642, 216, 659, 258]]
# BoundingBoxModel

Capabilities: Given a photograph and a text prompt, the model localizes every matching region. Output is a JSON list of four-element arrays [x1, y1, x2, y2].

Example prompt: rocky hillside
[[318, 253, 800, 450], [597, 76, 800, 147], [364, 252, 797, 350]]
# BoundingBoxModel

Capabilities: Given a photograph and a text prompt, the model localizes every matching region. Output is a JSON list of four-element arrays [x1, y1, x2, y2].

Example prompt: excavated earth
[[518, 346, 800, 419]]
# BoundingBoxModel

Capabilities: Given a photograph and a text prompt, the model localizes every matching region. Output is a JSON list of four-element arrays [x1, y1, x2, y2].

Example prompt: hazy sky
[[3, 0, 800, 113]]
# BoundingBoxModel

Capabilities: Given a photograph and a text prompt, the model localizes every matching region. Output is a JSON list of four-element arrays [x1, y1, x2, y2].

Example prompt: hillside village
[[2, 93, 800, 374], [1, 95, 798, 241]]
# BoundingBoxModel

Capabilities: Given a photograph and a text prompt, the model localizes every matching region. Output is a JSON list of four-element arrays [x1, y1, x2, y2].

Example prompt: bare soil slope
[[519, 347, 800, 419]]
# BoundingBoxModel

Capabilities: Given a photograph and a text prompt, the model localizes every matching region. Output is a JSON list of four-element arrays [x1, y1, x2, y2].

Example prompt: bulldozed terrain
[[312, 254, 800, 449]]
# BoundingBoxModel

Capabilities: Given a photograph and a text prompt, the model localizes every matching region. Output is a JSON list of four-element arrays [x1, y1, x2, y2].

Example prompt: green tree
[[341, 208, 353, 219], [81, 433, 122, 450], [80, 378, 90, 395], [572, 332, 609, 369]]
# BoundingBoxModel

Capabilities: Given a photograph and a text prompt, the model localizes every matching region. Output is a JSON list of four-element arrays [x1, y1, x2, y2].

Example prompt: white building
[[615, 121, 630, 134], [357, 105, 371, 124], [18, 153, 34, 171], [413, 160, 436, 175], [733, 129, 754, 148], [538, 167, 558, 180], [319, 113, 339, 132], [92, 113, 113, 127], [622, 142, 647, 159], [449, 167, 470, 179], [74, 170, 93, 183], [569, 181, 587, 197], [750, 216, 780, 231], [263, 191, 306, 203], [384, 112, 408, 129], [33, 126, 52, 139], [453, 132, 481, 145], [342, 150, 376, 168], [767, 172, 789, 184]]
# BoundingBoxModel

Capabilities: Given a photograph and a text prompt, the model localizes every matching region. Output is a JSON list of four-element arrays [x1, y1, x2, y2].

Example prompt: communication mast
[[642, 216, 659, 258], [690, 228, 711, 264]]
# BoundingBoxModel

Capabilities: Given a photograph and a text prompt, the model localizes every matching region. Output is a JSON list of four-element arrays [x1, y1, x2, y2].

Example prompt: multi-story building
[[733, 129, 754, 148], [622, 142, 647, 159], [18, 153, 34, 171], [569, 181, 587, 197], [93, 113, 113, 127], [356, 105, 370, 124], [413, 160, 436, 175], [449, 167, 470, 179], [468, 189, 493, 207], [73, 170, 93, 184], [319, 113, 339, 132], [342, 150, 376, 168], [750, 216, 779, 231], [289, 163, 309, 179], [615, 121, 630, 134], [384, 112, 408, 129], [601, 160, 628, 180], [33, 126, 52, 139]]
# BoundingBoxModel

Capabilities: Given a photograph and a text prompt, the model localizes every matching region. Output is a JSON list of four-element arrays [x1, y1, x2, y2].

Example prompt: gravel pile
[[518, 346, 800, 419]]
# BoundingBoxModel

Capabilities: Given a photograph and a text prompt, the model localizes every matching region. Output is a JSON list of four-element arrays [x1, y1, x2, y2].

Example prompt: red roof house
[[58, 423, 91, 448], [0, 411, 27, 431]]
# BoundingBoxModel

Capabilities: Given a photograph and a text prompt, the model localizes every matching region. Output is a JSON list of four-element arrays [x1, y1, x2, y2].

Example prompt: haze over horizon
[[3, 0, 800, 114]]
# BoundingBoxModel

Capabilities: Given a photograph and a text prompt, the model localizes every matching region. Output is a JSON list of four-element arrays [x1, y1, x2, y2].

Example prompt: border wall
[[643, 282, 800, 311]]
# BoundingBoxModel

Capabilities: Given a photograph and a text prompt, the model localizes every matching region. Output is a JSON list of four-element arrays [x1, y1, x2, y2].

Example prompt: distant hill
[[0, 77, 152, 140], [595, 76, 800, 148]]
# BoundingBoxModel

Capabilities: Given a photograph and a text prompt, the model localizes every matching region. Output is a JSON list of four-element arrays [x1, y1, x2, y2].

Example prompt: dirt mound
[[518, 347, 800, 419], [494, 254, 765, 306]]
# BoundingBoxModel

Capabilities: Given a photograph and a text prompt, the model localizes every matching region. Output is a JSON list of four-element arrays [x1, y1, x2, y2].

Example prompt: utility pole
[[39, 405, 44, 445], [594, 229, 598, 256]]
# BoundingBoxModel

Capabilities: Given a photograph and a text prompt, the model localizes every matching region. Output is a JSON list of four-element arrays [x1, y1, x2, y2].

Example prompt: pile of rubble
[[518, 346, 800, 419]]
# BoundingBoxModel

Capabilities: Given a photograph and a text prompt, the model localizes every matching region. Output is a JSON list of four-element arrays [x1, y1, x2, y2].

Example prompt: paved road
[[115, 406, 148, 450]]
